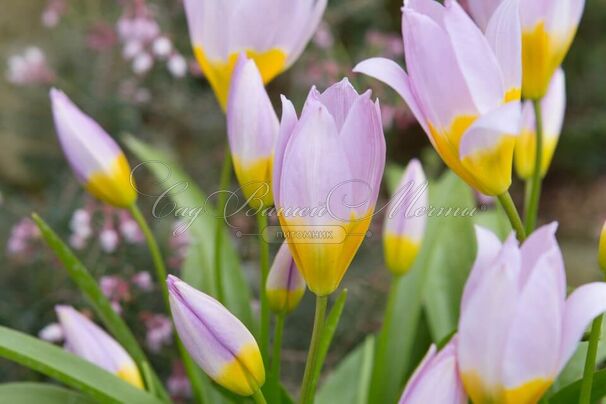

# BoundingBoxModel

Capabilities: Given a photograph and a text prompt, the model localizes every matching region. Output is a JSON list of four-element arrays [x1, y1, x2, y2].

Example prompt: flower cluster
[[6, 46, 55, 86]]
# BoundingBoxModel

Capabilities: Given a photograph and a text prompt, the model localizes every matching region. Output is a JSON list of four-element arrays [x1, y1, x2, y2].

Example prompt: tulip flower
[[167, 275, 265, 396], [227, 54, 279, 209], [514, 69, 566, 180], [55, 305, 143, 388], [50, 89, 136, 208], [355, 0, 522, 196], [599, 221, 606, 273], [273, 78, 386, 296], [266, 243, 306, 314], [399, 339, 467, 404], [183, 0, 327, 109], [383, 159, 427, 276], [457, 224, 606, 404], [465, 0, 585, 99]]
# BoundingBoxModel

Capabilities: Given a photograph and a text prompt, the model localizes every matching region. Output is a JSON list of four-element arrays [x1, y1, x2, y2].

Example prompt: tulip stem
[[257, 213, 271, 361], [579, 314, 603, 404], [214, 148, 233, 303], [252, 389, 268, 404], [128, 204, 207, 404], [270, 314, 286, 384], [300, 295, 329, 404], [524, 99, 544, 234], [497, 192, 526, 241]]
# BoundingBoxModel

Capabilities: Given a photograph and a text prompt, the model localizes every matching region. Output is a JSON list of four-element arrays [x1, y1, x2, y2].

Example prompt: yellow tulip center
[[85, 153, 137, 208]]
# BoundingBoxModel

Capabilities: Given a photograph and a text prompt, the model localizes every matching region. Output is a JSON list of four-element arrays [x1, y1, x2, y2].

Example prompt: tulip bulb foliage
[[355, 0, 523, 196]]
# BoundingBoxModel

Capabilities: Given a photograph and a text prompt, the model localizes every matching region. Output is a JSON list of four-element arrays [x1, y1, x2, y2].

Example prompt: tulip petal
[[443, 0, 504, 112], [273, 96, 298, 204], [459, 101, 521, 195], [519, 223, 565, 296], [461, 226, 503, 313], [458, 235, 521, 397], [465, 0, 502, 30], [558, 282, 606, 371], [285, 0, 328, 66], [485, 0, 522, 99], [317, 78, 361, 131], [502, 252, 563, 390], [353, 57, 429, 133]]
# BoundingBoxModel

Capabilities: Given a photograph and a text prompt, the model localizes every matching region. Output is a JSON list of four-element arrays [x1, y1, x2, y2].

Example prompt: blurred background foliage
[[1, 0, 606, 401]]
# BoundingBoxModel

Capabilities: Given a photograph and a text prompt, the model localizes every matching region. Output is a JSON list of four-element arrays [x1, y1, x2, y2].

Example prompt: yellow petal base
[[194, 47, 287, 111], [85, 153, 137, 208], [461, 135, 516, 196], [232, 155, 274, 209], [514, 130, 559, 180], [214, 343, 265, 396], [462, 371, 552, 404], [267, 287, 305, 314], [280, 212, 373, 296], [522, 22, 576, 100], [116, 364, 144, 389], [383, 233, 420, 276]]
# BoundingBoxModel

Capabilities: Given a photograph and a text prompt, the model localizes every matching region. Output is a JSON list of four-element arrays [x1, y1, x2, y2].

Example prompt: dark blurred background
[[1, 0, 605, 399]]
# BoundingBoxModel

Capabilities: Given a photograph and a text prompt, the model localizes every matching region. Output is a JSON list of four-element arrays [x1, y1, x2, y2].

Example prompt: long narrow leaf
[[0, 327, 162, 404], [0, 383, 96, 404], [550, 368, 606, 403]]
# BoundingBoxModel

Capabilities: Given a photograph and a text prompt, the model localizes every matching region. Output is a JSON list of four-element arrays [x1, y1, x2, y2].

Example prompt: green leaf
[[124, 135, 253, 329], [368, 171, 474, 404], [550, 368, 606, 404], [0, 327, 162, 404], [0, 383, 96, 404], [473, 203, 512, 240], [316, 336, 375, 404]]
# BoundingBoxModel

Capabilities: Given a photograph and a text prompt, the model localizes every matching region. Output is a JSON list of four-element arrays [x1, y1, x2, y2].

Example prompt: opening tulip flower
[[183, 0, 327, 109], [383, 159, 428, 276], [266, 242, 306, 314], [167, 275, 265, 397], [464, 0, 585, 99], [354, 0, 523, 196], [227, 54, 279, 209], [514, 69, 566, 180], [399, 339, 467, 404], [50, 89, 136, 208], [458, 224, 606, 404], [273, 78, 386, 296], [55, 305, 143, 388]]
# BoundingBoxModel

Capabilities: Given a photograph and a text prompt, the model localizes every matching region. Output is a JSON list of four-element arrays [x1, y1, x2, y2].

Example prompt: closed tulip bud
[[383, 159, 428, 276], [399, 339, 467, 404], [458, 224, 606, 404], [266, 243, 306, 314], [465, 0, 585, 99], [167, 275, 265, 396], [50, 89, 136, 208], [183, 0, 327, 110], [514, 69, 566, 180], [274, 79, 386, 296], [355, 0, 522, 196], [599, 221, 606, 273], [227, 54, 279, 209], [55, 305, 143, 388]]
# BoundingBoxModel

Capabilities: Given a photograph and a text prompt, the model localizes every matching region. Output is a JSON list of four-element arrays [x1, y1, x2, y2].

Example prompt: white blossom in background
[[38, 323, 64, 342], [152, 36, 172, 59], [6, 47, 55, 86], [167, 54, 187, 78], [100, 228, 119, 253]]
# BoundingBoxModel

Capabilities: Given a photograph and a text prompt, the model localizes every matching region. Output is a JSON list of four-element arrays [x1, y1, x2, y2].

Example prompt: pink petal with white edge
[[460, 226, 503, 314], [485, 0, 522, 96], [443, 0, 504, 113], [353, 57, 429, 134], [458, 235, 521, 389], [502, 252, 564, 388], [558, 282, 606, 371], [519, 223, 565, 296]]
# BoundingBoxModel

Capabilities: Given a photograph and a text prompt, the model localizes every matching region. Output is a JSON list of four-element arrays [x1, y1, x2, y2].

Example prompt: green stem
[[214, 148, 233, 302], [257, 214, 270, 361], [128, 204, 206, 404], [252, 389, 268, 404], [270, 314, 286, 383], [497, 192, 526, 241], [579, 314, 603, 404], [524, 99, 544, 234], [300, 295, 329, 404]]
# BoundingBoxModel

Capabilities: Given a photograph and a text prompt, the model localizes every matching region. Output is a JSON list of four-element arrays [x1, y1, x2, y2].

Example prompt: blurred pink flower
[[38, 322, 64, 342], [142, 313, 173, 353], [87, 23, 118, 51], [6, 218, 41, 257], [100, 275, 131, 302], [41, 0, 66, 28], [167, 362, 192, 399], [313, 21, 334, 49], [131, 271, 153, 291], [6, 47, 55, 86], [119, 211, 144, 243]]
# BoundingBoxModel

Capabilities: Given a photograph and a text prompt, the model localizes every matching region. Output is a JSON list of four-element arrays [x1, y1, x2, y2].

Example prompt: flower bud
[[266, 243, 306, 313]]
